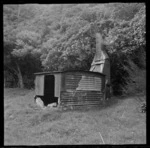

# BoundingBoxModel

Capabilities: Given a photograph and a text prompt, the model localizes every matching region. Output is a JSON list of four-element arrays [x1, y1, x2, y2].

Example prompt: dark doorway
[[44, 75, 57, 106]]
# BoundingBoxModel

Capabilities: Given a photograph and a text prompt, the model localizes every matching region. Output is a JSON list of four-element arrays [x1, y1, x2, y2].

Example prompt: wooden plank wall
[[60, 72, 105, 108], [35, 75, 44, 96], [60, 90, 103, 108]]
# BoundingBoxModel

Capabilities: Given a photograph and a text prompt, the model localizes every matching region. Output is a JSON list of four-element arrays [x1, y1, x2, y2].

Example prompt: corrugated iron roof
[[34, 70, 105, 76]]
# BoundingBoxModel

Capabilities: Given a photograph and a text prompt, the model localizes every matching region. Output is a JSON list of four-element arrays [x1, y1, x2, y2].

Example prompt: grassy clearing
[[4, 88, 146, 145]]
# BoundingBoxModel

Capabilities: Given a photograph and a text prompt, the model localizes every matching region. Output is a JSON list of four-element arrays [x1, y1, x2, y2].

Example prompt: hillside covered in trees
[[4, 3, 146, 95]]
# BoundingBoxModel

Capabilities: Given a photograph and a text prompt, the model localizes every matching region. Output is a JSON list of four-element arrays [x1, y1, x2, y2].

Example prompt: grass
[[4, 88, 146, 145]]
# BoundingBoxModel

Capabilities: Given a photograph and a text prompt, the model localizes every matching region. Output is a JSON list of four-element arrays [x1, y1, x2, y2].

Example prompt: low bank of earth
[[4, 88, 146, 145]]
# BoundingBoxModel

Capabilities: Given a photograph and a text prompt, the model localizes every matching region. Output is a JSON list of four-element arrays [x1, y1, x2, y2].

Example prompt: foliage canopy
[[4, 3, 146, 94]]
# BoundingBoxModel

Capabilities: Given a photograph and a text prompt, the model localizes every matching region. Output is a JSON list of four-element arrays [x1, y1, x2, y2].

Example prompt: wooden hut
[[34, 32, 111, 108], [34, 70, 106, 108]]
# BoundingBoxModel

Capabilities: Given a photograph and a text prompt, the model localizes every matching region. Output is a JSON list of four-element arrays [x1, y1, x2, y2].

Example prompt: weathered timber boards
[[60, 103, 103, 108], [61, 91, 103, 96], [65, 74, 81, 90], [61, 99, 103, 101], [60, 103, 101, 106], [60, 102, 101, 106], [60, 90, 104, 107], [65, 73, 102, 91]]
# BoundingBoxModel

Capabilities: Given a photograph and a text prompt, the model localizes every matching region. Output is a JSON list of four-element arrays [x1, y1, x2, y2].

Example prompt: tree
[[41, 4, 114, 71], [4, 4, 146, 94], [4, 5, 42, 88], [111, 3, 144, 21]]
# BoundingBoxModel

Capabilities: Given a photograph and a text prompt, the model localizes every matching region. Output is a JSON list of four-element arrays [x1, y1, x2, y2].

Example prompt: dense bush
[[4, 3, 146, 95]]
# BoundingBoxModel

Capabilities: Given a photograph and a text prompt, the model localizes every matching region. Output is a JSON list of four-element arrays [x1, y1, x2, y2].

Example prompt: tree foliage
[[4, 3, 146, 94]]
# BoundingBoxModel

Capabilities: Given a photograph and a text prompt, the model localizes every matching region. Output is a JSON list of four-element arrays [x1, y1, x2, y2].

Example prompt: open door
[[44, 75, 57, 106]]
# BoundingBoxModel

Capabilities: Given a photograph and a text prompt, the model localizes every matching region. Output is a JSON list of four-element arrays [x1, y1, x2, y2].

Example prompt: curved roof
[[34, 70, 105, 76]]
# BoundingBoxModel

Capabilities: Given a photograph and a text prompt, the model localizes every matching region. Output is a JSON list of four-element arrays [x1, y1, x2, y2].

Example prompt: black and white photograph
[[4, 3, 146, 145]]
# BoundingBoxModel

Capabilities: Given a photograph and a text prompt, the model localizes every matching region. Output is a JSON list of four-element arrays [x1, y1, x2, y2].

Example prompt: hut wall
[[54, 74, 61, 104], [60, 72, 105, 108], [35, 75, 44, 96]]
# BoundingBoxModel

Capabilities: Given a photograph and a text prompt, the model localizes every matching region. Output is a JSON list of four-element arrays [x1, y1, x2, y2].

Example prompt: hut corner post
[[90, 33, 111, 100]]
